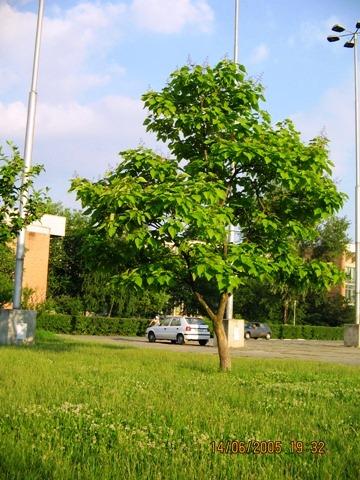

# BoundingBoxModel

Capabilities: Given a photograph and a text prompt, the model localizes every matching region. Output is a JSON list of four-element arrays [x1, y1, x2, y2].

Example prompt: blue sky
[[1, 0, 359, 237]]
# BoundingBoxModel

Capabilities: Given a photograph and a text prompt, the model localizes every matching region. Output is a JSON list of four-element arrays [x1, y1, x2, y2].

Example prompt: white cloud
[[0, 1, 213, 101], [0, 94, 151, 145], [290, 80, 354, 178], [250, 43, 270, 64], [0, 1, 213, 206], [0, 4, 36, 71], [288, 15, 340, 48], [0, 101, 27, 137], [0, 93, 157, 205], [39, 95, 147, 141], [0, 2, 127, 101], [130, 0, 214, 34]]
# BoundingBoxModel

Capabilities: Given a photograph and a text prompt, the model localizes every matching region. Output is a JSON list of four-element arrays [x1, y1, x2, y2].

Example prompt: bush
[[53, 295, 84, 316], [37, 313, 73, 333], [37, 313, 344, 341], [268, 323, 343, 340], [268, 323, 281, 339], [37, 313, 150, 336]]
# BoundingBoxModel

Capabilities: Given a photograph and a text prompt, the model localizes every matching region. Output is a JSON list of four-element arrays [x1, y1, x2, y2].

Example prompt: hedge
[[268, 324, 344, 341], [37, 313, 150, 337], [37, 313, 344, 341]]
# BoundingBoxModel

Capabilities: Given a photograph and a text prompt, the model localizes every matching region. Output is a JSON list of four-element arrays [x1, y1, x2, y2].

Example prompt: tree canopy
[[45, 201, 170, 317], [0, 142, 46, 245], [71, 60, 346, 371], [0, 244, 14, 306]]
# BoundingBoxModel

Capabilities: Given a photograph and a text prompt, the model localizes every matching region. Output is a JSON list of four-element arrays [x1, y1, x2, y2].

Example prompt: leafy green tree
[[44, 202, 89, 299], [233, 279, 282, 324], [71, 61, 345, 371], [306, 216, 350, 262], [260, 216, 350, 324], [0, 142, 46, 245], [45, 202, 170, 317], [277, 215, 350, 324], [235, 216, 350, 325], [298, 216, 351, 325], [0, 244, 14, 306], [303, 292, 354, 326], [82, 272, 169, 318]]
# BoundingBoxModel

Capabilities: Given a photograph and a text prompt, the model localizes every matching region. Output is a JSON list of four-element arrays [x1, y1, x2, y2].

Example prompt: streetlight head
[[344, 41, 355, 48], [332, 24, 346, 33], [356, 21, 360, 29], [327, 35, 340, 42]]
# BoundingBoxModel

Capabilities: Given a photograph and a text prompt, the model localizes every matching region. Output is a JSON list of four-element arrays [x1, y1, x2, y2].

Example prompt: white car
[[146, 316, 210, 346]]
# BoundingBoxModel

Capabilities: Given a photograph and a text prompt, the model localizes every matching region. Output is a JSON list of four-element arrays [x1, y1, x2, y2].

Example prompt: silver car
[[146, 316, 210, 346], [244, 322, 271, 340]]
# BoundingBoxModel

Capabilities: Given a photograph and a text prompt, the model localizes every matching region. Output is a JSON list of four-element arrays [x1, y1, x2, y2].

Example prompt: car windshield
[[186, 317, 206, 325]]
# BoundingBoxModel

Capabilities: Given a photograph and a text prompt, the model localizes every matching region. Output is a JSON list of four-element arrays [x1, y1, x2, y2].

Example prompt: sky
[[1, 0, 359, 238]]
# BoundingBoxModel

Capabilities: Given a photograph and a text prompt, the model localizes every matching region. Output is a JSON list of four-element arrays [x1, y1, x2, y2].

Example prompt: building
[[339, 244, 355, 304], [15, 214, 66, 306]]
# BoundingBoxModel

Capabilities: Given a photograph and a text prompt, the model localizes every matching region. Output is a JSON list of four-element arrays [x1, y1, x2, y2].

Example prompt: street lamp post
[[13, 0, 45, 309], [226, 0, 240, 322], [233, 0, 239, 63], [327, 22, 360, 346]]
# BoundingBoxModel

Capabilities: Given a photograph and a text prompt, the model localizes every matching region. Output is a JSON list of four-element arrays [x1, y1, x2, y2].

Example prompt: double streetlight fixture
[[327, 22, 360, 326]]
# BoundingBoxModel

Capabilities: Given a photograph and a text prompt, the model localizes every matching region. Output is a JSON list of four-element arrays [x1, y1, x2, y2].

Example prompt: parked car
[[146, 316, 210, 345], [244, 322, 271, 340]]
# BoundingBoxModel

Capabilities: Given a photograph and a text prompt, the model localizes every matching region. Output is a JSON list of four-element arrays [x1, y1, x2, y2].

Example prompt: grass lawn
[[0, 331, 359, 480]]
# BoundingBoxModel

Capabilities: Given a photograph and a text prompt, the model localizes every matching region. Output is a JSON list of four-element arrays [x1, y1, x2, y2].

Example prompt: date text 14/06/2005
[[211, 440, 326, 455]]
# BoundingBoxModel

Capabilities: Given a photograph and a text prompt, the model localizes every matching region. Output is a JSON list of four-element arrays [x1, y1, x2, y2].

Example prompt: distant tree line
[[0, 193, 353, 325], [15, 201, 349, 327]]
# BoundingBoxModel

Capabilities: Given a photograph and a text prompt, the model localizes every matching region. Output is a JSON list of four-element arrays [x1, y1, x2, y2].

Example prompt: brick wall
[[22, 230, 50, 305]]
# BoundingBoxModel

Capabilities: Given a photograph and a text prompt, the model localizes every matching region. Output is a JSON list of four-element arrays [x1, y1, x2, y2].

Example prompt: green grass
[[0, 331, 359, 480]]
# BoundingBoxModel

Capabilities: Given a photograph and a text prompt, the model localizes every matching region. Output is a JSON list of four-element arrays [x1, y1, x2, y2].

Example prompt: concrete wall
[[344, 324, 360, 347], [213, 319, 244, 348], [0, 309, 36, 345]]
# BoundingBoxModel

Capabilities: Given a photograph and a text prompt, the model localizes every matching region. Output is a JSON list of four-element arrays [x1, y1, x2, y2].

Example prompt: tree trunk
[[283, 299, 289, 324], [108, 299, 114, 317], [213, 317, 231, 372], [194, 291, 231, 372]]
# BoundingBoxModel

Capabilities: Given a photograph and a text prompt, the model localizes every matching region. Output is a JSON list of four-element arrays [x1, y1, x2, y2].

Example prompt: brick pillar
[[22, 230, 50, 305]]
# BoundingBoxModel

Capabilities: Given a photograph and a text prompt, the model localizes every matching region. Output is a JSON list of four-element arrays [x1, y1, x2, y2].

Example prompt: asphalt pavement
[[58, 335, 360, 367]]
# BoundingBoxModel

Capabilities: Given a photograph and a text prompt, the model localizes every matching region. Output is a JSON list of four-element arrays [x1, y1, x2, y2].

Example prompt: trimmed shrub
[[268, 323, 343, 340], [36, 313, 73, 333], [284, 325, 302, 339], [301, 325, 343, 341], [37, 313, 344, 341], [268, 323, 281, 339], [36, 313, 150, 336]]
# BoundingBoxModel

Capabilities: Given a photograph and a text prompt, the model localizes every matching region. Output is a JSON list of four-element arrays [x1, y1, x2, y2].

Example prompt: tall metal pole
[[13, 0, 45, 309], [226, 0, 240, 321], [354, 32, 360, 324], [233, 0, 239, 63]]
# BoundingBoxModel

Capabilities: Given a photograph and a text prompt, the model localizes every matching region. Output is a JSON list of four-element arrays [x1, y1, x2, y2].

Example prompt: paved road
[[59, 335, 360, 366]]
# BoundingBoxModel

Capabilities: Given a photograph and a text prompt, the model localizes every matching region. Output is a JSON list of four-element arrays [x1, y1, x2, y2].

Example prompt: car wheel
[[199, 340, 208, 346], [148, 331, 156, 343], [244, 332, 251, 339], [265, 333, 271, 340], [176, 334, 185, 345]]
